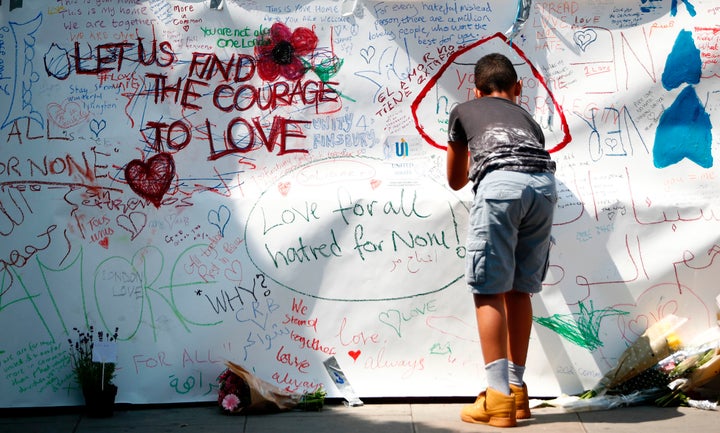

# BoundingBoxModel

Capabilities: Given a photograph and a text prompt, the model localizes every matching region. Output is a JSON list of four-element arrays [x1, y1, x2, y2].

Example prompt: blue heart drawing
[[89, 118, 106, 137], [208, 205, 231, 236], [573, 29, 597, 52], [360, 46, 375, 63]]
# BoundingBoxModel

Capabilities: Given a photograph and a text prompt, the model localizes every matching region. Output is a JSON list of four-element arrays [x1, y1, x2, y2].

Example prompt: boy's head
[[474, 53, 518, 95]]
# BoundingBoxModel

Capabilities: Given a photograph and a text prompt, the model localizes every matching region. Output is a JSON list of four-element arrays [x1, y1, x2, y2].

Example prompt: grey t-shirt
[[448, 96, 556, 189]]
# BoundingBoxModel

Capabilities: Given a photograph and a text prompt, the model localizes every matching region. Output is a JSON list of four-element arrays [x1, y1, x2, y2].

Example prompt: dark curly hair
[[474, 53, 518, 95]]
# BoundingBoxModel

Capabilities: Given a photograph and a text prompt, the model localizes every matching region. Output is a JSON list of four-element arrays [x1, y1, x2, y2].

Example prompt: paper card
[[92, 341, 118, 363], [323, 356, 363, 406]]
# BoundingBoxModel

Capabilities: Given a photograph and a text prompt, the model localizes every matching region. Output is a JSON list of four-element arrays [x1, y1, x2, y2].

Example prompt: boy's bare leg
[[473, 293, 508, 363], [504, 290, 532, 367]]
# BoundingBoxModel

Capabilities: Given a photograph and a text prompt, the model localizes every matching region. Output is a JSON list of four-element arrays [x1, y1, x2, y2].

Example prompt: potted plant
[[68, 326, 119, 417]]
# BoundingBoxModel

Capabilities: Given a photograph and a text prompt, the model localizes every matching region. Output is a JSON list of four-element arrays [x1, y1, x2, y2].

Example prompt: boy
[[446, 53, 557, 427]]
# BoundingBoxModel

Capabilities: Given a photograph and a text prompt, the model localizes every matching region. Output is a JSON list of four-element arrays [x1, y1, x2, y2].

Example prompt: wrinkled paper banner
[[506, 0, 532, 43]]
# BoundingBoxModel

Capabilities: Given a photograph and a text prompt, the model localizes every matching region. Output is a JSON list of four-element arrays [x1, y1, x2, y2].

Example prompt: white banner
[[0, 0, 718, 407]]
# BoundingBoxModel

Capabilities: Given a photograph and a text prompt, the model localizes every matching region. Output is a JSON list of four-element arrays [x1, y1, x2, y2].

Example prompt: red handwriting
[[271, 370, 322, 394], [188, 52, 256, 82], [181, 348, 223, 368], [337, 317, 379, 346], [132, 352, 173, 374], [213, 80, 340, 113], [364, 347, 425, 379], [284, 297, 319, 331], [283, 314, 318, 332], [289, 330, 336, 355], [5, 117, 73, 145], [45, 35, 343, 206], [291, 297, 308, 315], [0, 225, 56, 286], [79, 189, 149, 213], [141, 116, 311, 159], [275, 345, 310, 373], [205, 115, 309, 158]]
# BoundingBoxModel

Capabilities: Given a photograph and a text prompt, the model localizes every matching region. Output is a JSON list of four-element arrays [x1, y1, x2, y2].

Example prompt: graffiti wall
[[1, 0, 719, 407]]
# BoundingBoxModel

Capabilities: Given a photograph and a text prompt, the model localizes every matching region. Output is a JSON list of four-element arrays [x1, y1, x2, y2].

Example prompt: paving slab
[[0, 401, 717, 433]]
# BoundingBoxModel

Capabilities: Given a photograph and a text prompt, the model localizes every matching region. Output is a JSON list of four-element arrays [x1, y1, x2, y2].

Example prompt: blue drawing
[[208, 205, 231, 237], [573, 29, 597, 52], [395, 138, 409, 157], [654, 86, 712, 168], [640, 0, 696, 16], [89, 119, 107, 138], [1, 13, 43, 130], [43, 43, 71, 80], [661, 30, 701, 90], [653, 30, 712, 169], [671, 0, 696, 17]]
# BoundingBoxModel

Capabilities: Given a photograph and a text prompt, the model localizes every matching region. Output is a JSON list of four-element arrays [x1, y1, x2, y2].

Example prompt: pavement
[[1, 398, 719, 433]]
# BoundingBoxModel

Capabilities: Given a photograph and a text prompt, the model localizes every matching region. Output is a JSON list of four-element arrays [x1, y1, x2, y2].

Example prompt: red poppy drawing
[[255, 22, 319, 82]]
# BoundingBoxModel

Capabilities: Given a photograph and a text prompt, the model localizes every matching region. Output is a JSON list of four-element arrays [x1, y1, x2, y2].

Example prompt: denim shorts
[[465, 170, 557, 294]]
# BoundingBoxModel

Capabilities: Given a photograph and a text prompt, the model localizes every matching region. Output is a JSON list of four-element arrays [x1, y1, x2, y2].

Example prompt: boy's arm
[[446, 140, 469, 190]]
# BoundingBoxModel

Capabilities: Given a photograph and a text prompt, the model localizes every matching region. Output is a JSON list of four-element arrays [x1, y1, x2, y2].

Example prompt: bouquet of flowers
[[580, 314, 685, 399], [217, 360, 326, 414], [656, 341, 720, 407], [217, 367, 252, 413], [554, 317, 720, 413]]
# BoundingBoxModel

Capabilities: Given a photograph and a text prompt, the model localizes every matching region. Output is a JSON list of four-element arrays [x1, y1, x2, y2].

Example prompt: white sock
[[508, 361, 525, 387], [485, 358, 510, 395]]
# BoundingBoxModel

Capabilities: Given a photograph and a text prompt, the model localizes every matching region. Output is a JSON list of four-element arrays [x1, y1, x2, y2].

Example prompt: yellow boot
[[460, 387, 517, 427], [509, 383, 531, 419]]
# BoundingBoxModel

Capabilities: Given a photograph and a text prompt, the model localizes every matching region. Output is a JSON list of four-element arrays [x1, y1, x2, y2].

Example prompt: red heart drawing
[[348, 350, 361, 361], [370, 179, 381, 189], [98, 237, 109, 249], [224, 259, 243, 282], [47, 101, 87, 128], [125, 153, 175, 208], [277, 181, 291, 196], [627, 315, 649, 338]]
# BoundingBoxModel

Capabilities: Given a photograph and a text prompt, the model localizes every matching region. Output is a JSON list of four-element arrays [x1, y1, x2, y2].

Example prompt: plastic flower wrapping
[[217, 361, 325, 415], [655, 328, 720, 407], [554, 315, 720, 412]]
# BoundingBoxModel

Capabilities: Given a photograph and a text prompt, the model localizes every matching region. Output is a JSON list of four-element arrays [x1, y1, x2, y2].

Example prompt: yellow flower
[[666, 333, 682, 352]]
